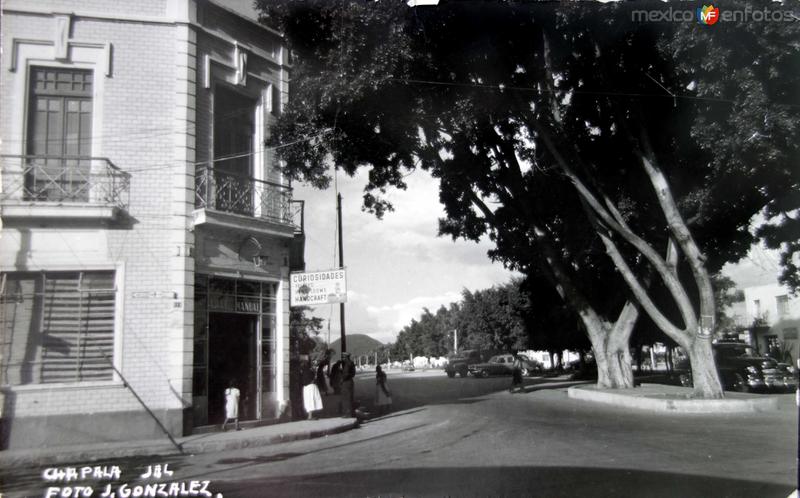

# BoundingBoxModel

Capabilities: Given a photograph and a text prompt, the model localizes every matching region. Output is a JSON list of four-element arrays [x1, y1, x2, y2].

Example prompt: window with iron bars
[[0, 271, 115, 385]]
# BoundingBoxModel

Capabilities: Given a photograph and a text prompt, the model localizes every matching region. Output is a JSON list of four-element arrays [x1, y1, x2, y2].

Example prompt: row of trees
[[389, 273, 741, 367], [263, 1, 799, 398], [392, 282, 532, 360]]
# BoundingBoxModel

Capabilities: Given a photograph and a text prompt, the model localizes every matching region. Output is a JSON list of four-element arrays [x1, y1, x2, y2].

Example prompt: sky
[[294, 169, 519, 345], [294, 167, 784, 347]]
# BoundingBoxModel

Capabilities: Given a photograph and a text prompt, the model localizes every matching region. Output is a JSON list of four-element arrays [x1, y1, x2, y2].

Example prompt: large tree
[[261, 1, 799, 397]]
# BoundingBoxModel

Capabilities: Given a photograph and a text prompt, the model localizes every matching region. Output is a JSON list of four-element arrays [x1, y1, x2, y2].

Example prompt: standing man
[[222, 380, 241, 431], [339, 352, 356, 417]]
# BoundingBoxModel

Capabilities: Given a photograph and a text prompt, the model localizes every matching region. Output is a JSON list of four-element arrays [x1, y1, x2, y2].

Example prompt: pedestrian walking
[[375, 365, 392, 416], [510, 355, 524, 393], [222, 380, 241, 431], [302, 358, 323, 419], [339, 352, 356, 417]]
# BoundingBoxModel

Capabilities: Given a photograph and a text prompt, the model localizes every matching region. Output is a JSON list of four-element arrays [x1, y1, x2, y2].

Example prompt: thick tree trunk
[[582, 301, 637, 389], [685, 335, 724, 398]]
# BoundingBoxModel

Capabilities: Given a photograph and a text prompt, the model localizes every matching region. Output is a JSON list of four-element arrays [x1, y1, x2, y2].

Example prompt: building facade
[[0, 0, 303, 449], [738, 284, 800, 364]]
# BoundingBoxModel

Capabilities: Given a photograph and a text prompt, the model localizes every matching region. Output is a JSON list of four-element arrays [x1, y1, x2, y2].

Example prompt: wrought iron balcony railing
[[195, 165, 295, 226], [290, 200, 304, 234], [1, 154, 130, 209]]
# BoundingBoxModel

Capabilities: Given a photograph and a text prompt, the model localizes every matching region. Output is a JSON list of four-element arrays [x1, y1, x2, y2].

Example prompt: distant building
[[1, 0, 304, 449], [734, 284, 800, 363]]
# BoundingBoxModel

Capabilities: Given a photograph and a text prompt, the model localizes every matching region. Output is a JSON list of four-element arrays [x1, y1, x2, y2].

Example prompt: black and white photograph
[[0, 0, 798, 496]]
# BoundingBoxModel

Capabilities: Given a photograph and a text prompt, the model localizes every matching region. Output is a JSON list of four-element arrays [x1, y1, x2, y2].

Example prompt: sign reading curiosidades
[[290, 269, 347, 306]]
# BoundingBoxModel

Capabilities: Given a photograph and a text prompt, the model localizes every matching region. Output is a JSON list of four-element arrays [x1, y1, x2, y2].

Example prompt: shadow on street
[[221, 465, 795, 498]]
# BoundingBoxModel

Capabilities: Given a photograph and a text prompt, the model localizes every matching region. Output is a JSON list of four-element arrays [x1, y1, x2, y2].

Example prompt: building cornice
[[3, 4, 291, 69], [2, 1, 286, 50]]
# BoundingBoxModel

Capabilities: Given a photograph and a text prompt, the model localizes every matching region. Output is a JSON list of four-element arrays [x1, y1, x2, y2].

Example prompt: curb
[[0, 419, 358, 470], [567, 384, 780, 413]]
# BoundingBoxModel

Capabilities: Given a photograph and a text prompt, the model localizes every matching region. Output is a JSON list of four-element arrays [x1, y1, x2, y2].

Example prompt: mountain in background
[[328, 334, 383, 359]]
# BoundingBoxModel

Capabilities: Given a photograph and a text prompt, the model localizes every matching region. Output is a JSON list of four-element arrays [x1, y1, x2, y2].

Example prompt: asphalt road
[[5, 371, 797, 498]]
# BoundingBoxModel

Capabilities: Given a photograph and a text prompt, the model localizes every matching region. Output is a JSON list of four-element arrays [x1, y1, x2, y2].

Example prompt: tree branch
[[637, 151, 716, 337], [534, 123, 698, 333]]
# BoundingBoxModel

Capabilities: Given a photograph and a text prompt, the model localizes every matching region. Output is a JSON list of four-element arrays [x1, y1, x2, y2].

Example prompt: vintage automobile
[[677, 342, 796, 393], [468, 354, 516, 377], [467, 354, 545, 377], [444, 349, 485, 378], [775, 363, 799, 392], [468, 354, 542, 377], [516, 354, 545, 375]]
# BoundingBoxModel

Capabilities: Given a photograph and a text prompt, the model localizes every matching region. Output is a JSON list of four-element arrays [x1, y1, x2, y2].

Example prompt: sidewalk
[[567, 383, 782, 413], [0, 417, 358, 470]]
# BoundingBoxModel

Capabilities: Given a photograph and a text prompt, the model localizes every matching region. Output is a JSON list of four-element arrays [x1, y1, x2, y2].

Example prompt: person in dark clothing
[[339, 352, 356, 417], [510, 355, 524, 393], [329, 360, 343, 394], [315, 349, 332, 395], [375, 365, 392, 416]]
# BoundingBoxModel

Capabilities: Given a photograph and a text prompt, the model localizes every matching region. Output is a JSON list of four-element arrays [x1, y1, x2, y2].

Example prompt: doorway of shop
[[207, 313, 258, 425]]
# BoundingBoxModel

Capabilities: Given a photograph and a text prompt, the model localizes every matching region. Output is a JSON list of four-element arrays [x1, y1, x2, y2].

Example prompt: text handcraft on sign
[[290, 268, 347, 306]]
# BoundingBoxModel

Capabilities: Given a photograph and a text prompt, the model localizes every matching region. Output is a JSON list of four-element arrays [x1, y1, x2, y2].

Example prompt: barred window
[[1, 271, 116, 385]]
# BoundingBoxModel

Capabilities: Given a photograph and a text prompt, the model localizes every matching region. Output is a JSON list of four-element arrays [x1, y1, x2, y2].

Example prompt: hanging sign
[[290, 268, 347, 306]]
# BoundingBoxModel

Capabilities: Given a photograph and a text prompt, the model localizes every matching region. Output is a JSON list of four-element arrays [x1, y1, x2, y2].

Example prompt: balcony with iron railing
[[0, 154, 130, 220], [193, 165, 304, 237]]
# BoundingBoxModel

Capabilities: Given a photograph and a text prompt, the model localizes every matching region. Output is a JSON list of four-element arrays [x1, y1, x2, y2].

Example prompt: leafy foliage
[[290, 306, 323, 356], [263, 2, 799, 389]]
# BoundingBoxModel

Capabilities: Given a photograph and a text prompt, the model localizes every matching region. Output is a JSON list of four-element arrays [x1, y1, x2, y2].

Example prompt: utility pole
[[338, 193, 347, 354], [453, 329, 458, 353]]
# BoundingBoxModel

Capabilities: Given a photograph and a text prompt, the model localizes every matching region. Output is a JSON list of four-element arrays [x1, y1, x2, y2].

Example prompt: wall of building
[[0, 0, 291, 449], [742, 283, 800, 363]]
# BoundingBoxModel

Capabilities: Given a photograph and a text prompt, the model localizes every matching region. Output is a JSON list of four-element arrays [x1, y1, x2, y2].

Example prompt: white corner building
[[0, 0, 304, 449]]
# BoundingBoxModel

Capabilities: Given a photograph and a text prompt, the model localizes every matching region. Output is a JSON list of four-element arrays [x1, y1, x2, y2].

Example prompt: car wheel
[[521, 368, 530, 377], [678, 374, 693, 388], [480, 369, 489, 378], [446, 371, 455, 378], [733, 373, 750, 393]]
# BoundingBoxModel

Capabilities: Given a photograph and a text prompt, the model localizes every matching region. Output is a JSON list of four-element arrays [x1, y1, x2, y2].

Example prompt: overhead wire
[[391, 76, 800, 109]]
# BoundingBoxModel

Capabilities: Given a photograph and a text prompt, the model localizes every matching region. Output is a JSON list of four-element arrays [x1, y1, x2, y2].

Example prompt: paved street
[[4, 372, 796, 497]]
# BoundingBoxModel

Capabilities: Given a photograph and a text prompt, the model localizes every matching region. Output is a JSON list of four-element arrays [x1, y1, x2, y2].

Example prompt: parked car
[[516, 354, 545, 376], [444, 349, 485, 378], [468, 354, 519, 377], [775, 363, 799, 392], [676, 342, 795, 393]]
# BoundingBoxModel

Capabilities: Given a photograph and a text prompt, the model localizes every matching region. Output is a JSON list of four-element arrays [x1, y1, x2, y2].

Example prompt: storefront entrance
[[207, 313, 257, 424], [192, 275, 278, 429]]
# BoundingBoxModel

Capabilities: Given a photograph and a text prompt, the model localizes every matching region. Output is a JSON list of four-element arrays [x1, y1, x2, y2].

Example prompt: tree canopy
[[262, 1, 799, 396]]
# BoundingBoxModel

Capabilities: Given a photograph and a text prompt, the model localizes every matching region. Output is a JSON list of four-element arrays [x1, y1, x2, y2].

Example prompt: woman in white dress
[[302, 359, 323, 419], [222, 380, 240, 431]]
